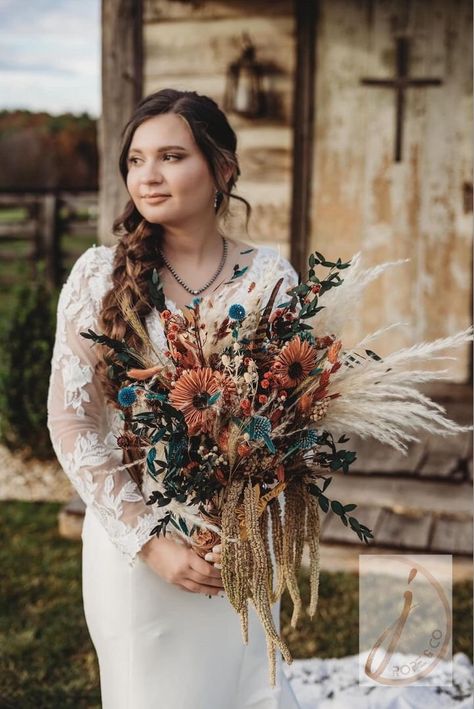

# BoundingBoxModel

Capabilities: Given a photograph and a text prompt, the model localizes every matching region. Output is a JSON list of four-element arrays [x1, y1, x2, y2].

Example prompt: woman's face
[[125, 113, 217, 225]]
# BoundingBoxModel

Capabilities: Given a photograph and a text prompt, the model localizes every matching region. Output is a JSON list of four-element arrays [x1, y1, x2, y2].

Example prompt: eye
[[127, 156, 140, 165], [162, 153, 181, 162]]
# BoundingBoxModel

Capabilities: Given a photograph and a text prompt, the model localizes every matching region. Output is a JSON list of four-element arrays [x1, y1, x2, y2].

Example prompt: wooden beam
[[290, 0, 317, 277], [99, 0, 143, 245]]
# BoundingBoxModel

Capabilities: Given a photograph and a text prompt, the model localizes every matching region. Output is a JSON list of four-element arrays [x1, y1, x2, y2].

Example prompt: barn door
[[309, 0, 472, 381]]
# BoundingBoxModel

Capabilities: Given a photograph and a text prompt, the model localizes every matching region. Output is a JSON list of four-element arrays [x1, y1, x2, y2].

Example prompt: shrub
[[0, 261, 59, 460]]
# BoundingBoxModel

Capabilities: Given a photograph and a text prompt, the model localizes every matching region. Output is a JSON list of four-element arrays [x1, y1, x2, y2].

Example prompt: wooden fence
[[0, 190, 98, 289]]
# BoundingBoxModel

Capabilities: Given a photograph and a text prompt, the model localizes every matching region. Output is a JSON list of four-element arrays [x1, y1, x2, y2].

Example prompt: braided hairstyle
[[95, 88, 252, 409]]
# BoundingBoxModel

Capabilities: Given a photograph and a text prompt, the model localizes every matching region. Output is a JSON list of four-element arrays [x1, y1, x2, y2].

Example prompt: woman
[[47, 88, 301, 708]]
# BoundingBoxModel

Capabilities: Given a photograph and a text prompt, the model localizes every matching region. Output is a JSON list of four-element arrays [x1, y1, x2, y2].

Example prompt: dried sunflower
[[272, 336, 317, 388]]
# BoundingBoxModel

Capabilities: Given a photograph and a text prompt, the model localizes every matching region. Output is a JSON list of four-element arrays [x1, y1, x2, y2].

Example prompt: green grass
[[0, 501, 100, 708], [0, 207, 28, 222], [0, 500, 472, 706]]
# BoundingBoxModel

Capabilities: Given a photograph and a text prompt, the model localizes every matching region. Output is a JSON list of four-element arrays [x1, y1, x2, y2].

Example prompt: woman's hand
[[204, 544, 222, 569], [138, 535, 225, 596]]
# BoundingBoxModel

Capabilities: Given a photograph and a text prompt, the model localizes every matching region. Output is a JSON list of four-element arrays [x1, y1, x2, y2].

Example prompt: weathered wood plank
[[373, 508, 433, 549], [321, 505, 381, 544], [224, 200, 291, 245], [430, 515, 473, 554], [100, 0, 143, 245], [348, 435, 427, 475], [144, 0, 292, 22], [327, 474, 473, 516], [417, 431, 472, 479], [143, 75, 294, 126], [0, 223, 36, 238], [301, 541, 473, 579], [145, 17, 294, 77]]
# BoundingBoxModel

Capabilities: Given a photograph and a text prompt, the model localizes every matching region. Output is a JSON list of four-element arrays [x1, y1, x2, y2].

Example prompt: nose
[[140, 158, 164, 185]]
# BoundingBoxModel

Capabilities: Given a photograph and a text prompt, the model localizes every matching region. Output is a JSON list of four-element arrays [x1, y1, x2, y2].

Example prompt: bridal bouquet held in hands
[[81, 249, 473, 687]]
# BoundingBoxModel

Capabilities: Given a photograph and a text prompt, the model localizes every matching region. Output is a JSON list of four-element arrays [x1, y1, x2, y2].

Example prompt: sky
[[0, 0, 100, 117]]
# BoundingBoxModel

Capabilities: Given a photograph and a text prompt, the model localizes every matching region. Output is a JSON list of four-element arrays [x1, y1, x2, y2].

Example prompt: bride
[[47, 87, 301, 708]]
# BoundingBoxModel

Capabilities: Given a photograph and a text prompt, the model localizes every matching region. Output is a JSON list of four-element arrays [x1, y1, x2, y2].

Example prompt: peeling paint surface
[[311, 0, 472, 381]]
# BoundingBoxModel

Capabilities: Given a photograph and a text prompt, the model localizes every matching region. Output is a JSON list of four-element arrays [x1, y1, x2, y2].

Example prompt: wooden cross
[[361, 37, 442, 162]]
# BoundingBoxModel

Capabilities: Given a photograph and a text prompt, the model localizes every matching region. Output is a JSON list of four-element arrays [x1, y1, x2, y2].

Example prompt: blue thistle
[[117, 386, 137, 407], [251, 415, 272, 438], [300, 429, 320, 449], [247, 415, 275, 453], [229, 303, 246, 321]]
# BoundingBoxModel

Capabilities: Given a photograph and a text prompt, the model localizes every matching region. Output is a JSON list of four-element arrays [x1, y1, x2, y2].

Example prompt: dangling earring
[[214, 189, 222, 212]]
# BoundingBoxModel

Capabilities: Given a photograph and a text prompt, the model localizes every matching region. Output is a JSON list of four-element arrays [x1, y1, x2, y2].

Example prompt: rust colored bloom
[[327, 339, 342, 363], [296, 392, 313, 414], [169, 367, 219, 434], [273, 336, 317, 388], [237, 441, 252, 457], [276, 463, 285, 482], [240, 398, 251, 413], [218, 427, 230, 453], [191, 527, 221, 558]]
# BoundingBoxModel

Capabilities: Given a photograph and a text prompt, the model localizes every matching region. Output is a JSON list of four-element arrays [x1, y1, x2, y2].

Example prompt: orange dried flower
[[169, 367, 219, 435], [296, 392, 313, 414], [273, 336, 317, 388], [126, 364, 163, 380], [191, 527, 221, 558], [276, 464, 285, 482], [218, 428, 229, 453], [327, 339, 342, 364], [237, 441, 251, 457]]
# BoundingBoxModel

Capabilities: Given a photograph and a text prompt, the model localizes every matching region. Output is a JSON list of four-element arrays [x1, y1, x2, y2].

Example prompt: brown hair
[[95, 88, 252, 409]]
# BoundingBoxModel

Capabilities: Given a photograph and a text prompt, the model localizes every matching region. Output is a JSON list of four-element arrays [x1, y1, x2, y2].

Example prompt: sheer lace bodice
[[47, 242, 299, 566]]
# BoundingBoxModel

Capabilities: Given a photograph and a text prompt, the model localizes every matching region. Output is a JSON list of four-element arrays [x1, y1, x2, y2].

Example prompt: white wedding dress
[[46, 242, 302, 709]]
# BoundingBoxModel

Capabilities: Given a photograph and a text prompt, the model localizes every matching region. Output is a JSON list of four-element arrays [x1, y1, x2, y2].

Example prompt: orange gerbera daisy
[[169, 367, 220, 434], [273, 336, 317, 388]]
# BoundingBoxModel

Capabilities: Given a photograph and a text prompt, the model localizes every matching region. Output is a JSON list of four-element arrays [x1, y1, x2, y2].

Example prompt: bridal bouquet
[[81, 250, 473, 686]]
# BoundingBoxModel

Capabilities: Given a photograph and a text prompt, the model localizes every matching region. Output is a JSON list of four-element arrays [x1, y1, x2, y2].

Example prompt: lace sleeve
[[274, 253, 299, 304], [46, 246, 158, 567]]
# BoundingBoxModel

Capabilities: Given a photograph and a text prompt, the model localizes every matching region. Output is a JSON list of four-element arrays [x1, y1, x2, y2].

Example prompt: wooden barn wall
[[143, 0, 295, 259], [311, 0, 472, 381]]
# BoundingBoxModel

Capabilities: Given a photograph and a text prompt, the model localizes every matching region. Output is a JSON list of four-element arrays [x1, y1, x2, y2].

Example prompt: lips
[[142, 194, 170, 203]]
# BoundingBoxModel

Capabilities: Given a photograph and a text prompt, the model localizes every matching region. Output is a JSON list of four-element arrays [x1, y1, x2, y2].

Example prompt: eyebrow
[[127, 145, 188, 155]]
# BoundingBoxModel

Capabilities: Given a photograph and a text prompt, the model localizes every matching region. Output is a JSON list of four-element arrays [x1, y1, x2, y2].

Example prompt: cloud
[[0, 0, 100, 115]]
